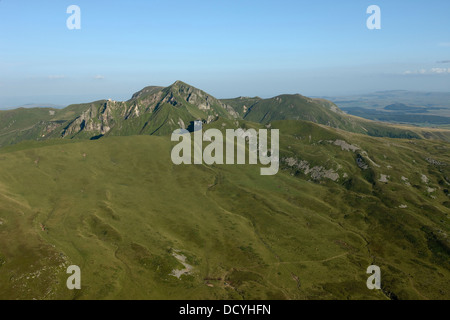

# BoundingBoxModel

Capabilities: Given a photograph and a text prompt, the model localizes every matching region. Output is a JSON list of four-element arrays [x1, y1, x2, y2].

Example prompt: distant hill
[[325, 91, 450, 126], [0, 103, 65, 111], [15, 103, 65, 109], [326, 90, 450, 112], [345, 107, 450, 126]]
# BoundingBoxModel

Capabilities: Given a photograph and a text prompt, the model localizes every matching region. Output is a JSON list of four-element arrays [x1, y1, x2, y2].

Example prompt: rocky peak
[[130, 86, 164, 100]]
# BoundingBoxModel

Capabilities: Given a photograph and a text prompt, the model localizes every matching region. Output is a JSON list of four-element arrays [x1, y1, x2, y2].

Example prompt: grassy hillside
[[0, 108, 61, 148], [222, 94, 450, 141], [0, 120, 448, 300]]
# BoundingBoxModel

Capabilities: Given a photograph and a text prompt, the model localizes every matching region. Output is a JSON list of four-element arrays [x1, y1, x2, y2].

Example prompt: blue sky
[[0, 0, 449, 108]]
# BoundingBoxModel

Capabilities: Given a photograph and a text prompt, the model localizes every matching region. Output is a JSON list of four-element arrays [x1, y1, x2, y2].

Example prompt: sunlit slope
[[0, 121, 448, 300], [0, 108, 62, 148], [225, 94, 450, 141]]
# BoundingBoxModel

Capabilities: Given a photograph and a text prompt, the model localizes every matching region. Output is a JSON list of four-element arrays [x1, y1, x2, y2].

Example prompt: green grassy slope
[[243, 95, 347, 125], [0, 108, 62, 148], [224, 94, 445, 141], [0, 120, 448, 300]]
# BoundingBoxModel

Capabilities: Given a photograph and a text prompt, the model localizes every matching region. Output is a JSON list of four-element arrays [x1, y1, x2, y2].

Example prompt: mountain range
[[0, 81, 449, 300], [2, 81, 450, 149]]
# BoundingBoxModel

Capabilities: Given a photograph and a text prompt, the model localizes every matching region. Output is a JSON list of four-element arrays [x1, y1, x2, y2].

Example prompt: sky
[[0, 0, 450, 108]]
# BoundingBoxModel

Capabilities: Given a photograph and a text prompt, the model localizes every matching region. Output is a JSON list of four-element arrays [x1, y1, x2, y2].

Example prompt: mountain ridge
[[1, 81, 450, 148]]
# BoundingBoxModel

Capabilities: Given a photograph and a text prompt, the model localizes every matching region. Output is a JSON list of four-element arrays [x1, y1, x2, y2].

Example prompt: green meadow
[[0, 119, 448, 300]]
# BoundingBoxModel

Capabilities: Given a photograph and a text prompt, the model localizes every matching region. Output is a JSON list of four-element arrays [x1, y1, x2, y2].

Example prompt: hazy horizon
[[3, 85, 450, 111]]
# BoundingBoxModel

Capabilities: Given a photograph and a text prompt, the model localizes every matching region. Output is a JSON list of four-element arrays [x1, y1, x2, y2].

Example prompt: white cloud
[[431, 67, 450, 74], [403, 69, 426, 75], [94, 75, 105, 80], [403, 68, 450, 75], [439, 42, 450, 47]]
